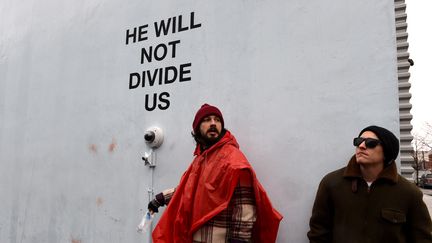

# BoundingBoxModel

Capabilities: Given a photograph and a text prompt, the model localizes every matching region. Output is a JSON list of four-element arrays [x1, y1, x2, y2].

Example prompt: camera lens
[[144, 131, 155, 142]]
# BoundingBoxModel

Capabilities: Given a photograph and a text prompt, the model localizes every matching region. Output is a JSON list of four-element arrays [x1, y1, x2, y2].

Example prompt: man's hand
[[148, 192, 167, 213], [147, 199, 160, 213]]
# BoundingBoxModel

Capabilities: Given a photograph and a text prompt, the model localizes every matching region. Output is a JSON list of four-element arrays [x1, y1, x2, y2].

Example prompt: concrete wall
[[0, 0, 399, 242]]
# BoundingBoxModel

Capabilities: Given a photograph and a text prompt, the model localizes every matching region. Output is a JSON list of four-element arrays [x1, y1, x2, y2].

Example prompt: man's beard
[[201, 127, 222, 147]]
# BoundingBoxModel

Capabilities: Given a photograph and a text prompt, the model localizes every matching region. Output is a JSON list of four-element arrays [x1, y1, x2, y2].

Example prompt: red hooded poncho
[[152, 130, 282, 242]]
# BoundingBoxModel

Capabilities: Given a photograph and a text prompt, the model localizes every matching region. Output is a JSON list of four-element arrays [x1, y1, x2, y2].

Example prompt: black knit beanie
[[358, 125, 400, 166]]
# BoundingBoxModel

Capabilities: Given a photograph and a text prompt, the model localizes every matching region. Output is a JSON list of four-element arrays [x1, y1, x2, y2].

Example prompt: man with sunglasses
[[148, 104, 282, 243], [308, 125, 432, 243]]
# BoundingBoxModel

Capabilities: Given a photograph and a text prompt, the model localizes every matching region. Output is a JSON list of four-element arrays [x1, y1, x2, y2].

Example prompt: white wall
[[0, 0, 399, 242]]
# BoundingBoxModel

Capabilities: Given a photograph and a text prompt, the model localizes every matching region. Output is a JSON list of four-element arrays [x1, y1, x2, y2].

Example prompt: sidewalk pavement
[[424, 194, 432, 217]]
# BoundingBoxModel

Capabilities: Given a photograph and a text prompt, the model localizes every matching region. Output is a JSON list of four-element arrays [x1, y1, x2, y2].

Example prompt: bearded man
[[148, 103, 282, 243]]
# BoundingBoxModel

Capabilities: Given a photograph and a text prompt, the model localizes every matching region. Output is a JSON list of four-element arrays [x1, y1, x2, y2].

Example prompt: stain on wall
[[71, 237, 81, 243], [108, 138, 116, 152], [96, 197, 104, 207], [89, 144, 97, 153]]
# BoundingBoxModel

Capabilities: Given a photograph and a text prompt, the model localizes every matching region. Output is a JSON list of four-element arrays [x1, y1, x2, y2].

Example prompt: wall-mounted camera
[[144, 126, 164, 148]]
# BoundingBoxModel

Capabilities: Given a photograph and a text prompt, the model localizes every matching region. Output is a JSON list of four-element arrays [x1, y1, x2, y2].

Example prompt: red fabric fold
[[152, 130, 282, 242]]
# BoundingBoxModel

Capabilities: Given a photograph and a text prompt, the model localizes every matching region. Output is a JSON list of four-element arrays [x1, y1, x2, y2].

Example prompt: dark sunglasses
[[353, 137, 381, 148]]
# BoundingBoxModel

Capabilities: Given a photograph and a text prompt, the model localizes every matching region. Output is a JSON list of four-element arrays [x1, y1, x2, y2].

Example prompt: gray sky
[[405, 1, 432, 135]]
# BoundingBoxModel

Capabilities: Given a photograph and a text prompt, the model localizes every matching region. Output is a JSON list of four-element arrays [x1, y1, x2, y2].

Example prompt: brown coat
[[308, 156, 432, 243]]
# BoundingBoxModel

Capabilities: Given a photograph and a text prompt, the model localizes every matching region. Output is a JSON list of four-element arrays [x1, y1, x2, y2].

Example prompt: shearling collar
[[343, 155, 399, 184]]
